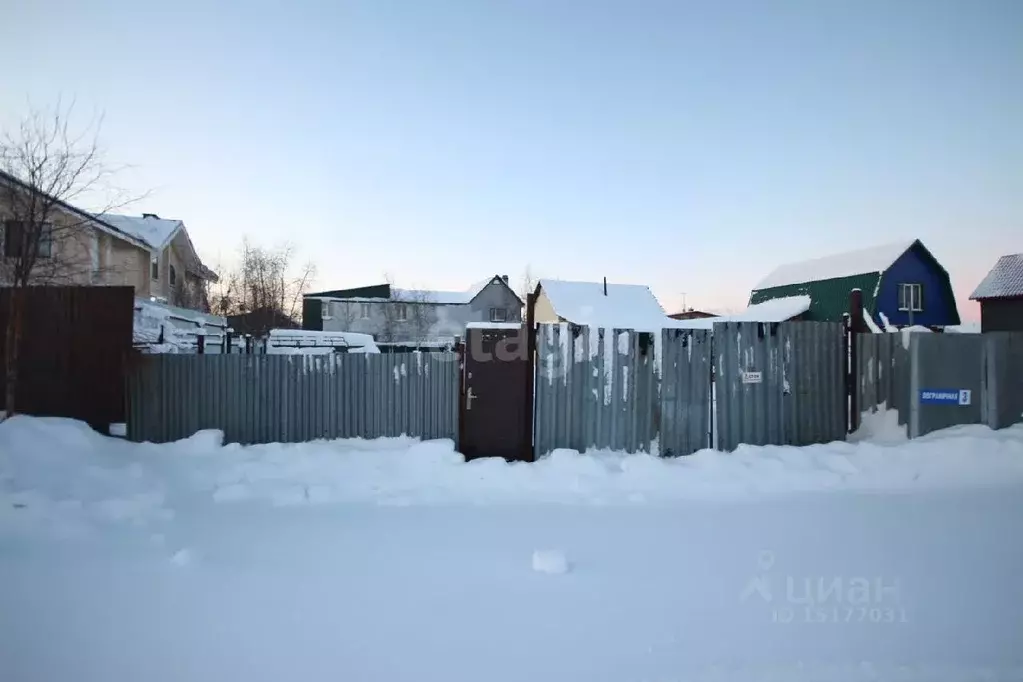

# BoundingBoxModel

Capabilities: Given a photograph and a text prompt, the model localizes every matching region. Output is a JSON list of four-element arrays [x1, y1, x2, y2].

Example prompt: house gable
[[876, 242, 960, 327], [467, 275, 523, 307]]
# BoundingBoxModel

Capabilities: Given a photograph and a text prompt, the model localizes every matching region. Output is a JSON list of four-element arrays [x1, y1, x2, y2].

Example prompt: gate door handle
[[466, 386, 477, 410]]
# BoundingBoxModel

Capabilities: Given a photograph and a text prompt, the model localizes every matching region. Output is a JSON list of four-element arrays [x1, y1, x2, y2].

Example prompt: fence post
[[224, 331, 232, 354], [908, 332, 920, 439], [847, 288, 865, 433], [523, 293, 537, 462], [197, 334, 205, 354]]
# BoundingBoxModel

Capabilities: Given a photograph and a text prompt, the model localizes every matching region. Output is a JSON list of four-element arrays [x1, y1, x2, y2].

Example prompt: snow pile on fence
[[264, 329, 379, 353], [134, 298, 231, 353]]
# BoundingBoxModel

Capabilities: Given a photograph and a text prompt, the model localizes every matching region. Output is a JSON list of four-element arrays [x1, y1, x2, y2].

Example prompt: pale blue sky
[[2, 0, 1021, 318]]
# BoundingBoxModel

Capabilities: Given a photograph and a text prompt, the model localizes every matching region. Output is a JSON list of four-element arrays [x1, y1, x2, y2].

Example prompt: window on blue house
[[898, 283, 922, 312]]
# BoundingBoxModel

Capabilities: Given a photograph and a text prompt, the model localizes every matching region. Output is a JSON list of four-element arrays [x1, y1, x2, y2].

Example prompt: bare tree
[[378, 273, 401, 343], [406, 288, 436, 344], [520, 265, 538, 300], [209, 238, 316, 325], [1, 102, 142, 417], [333, 300, 358, 331]]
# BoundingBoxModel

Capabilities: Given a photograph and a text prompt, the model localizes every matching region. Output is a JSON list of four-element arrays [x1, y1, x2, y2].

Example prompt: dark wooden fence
[[0, 286, 134, 428]]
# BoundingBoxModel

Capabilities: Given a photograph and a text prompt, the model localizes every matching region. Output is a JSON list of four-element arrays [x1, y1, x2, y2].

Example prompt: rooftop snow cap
[[970, 253, 1023, 300]]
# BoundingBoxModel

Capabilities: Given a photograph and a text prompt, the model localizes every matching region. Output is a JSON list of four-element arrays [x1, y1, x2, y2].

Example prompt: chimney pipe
[[142, 213, 160, 220], [603, 277, 607, 296]]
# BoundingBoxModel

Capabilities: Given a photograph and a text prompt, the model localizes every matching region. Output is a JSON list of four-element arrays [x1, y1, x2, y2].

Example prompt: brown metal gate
[[460, 326, 532, 461]]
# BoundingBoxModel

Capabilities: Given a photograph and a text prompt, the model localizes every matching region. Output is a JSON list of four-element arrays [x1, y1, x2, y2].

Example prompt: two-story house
[[0, 169, 217, 311], [99, 213, 217, 310], [303, 275, 523, 342]]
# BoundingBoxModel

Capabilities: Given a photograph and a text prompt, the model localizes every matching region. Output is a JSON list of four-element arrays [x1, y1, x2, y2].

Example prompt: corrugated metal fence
[[857, 333, 910, 426], [533, 321, 844, 457], [985, 332, 1023, 431], [714, 321, 846, 450], [856, 331, 1023, 436], [533, 325, 661, 456], [659, 328, 713, 457], [127, 352, 459, 444]]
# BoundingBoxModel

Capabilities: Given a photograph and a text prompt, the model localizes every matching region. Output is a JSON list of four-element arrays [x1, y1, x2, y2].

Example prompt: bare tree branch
[[207, 238, 316, 331], [1, 102, 147, 417]]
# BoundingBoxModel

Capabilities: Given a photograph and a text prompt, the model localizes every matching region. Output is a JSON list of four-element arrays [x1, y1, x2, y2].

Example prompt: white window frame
[[151, 256, 159, 281], [360, 302, 371, 319], [321, 301, 332, 319], [395, 303, 408, 321], [490, 307, 508, 322], [898, 283, 922, 312]]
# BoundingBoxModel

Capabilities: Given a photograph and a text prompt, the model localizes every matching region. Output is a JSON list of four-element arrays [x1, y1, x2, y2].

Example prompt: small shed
[[969, 253, 1023, 332], [749, 240, 960, 328], [533, 279, 670, 329]]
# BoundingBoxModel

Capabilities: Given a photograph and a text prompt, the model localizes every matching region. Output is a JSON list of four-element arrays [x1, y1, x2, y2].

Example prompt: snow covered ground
[[2, 417, 1023, 681]]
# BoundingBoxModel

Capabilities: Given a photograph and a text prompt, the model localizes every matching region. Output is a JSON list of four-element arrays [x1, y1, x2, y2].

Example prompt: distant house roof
[[98, 213, 183, 251], [668, 310, 719, 320], [970, 254, 1023, 300], [0, 168, 151, 251], [755, 240, 916, 290], [227, 308, 299, 336], [537, 279, 670, 329], [670, 296, 812, 330], [306, 275, 522, 306]]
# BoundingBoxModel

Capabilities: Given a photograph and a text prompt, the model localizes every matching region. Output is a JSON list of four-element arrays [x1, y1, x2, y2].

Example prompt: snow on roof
[[316, 277, 515, 306], [970, 253, 1023, 300], [267, 329, 377, 347], [133, 298, 228, 350], [729, 295, 811, 322], [754, 241, 915, 290], [538, 279, 672, 330], [669, 296, 812, 330], [465, 322, 522, 330], [97, 214, 183, 251], [465, 276, 500, 301]]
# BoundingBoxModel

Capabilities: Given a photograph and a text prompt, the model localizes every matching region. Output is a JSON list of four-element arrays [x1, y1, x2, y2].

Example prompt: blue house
[[749, 240, 961, 328]]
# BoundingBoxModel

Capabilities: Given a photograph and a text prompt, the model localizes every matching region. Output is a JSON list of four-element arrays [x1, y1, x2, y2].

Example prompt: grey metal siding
[[127, 352, 459, 444], [659, 329, 712, 456], [532, 324, 711, 457], [857, 333, 910, 426], [909, 333, 986, 437], [714, 322, 845, 451], [533, 325, 659, 456]]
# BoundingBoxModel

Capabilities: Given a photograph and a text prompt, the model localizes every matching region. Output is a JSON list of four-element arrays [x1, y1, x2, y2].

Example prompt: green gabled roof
[[749, 273, 881, 322]]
